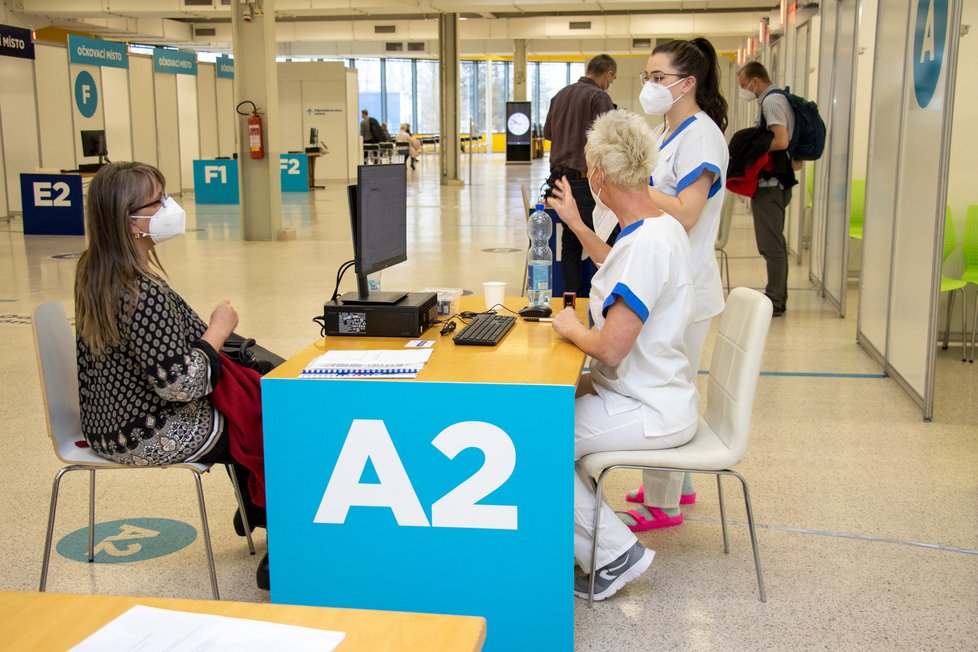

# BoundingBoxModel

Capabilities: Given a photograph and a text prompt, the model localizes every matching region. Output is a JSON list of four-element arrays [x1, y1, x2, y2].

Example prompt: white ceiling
[[13, 0, 785, 57]]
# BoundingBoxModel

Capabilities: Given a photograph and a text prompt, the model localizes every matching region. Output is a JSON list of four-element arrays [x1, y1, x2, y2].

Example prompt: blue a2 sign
[[913, 0, 948, 108]]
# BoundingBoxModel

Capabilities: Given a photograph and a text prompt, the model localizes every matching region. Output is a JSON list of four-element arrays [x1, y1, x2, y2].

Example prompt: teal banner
[[216, 55, 234, 78], [153, 48, 197, 75], [67, 34, 128, 69]]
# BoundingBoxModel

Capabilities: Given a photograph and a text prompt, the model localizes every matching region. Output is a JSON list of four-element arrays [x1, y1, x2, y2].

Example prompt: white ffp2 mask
[[131, 196, 186, 244]]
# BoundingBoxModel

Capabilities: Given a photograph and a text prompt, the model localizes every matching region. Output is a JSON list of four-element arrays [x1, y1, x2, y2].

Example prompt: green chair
[[940, 206, 968, 360], [961, 206, 978, 362], [849, 180, 865, 240]]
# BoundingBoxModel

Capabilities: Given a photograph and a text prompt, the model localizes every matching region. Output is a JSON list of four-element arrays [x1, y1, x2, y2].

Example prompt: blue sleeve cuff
[[601, 282, 650, 322], [676, 162, 722, 195]]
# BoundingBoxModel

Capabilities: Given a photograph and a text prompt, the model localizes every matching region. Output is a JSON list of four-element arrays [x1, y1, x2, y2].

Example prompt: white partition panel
[[154, 73, 181, 192], [102, 66, 133, 163], [70, 64, 105, 167], [176, 74, 199, 192], [0, 113, 7, 216], [888, 0, 962, 417], [129, 55, 158, 166], [278, 79, 302, 151], [34, 44, 75, 170], [197, 63, 219, 160], [787, 19, 811, 264], [857, 0, 909, 365], [216, 76, 235, 157], [810, 3, 835, 290], [820, 1, 860, 316], [0, 56, 40, 212]]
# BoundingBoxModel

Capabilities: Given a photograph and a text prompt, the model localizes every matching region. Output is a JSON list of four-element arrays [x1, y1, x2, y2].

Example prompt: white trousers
[[640, 317, 713, 508], [574, 374, 697, 572]]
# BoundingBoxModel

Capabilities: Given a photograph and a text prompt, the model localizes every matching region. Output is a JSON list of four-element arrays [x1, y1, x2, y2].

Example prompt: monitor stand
[[339, 290, 407, 305]]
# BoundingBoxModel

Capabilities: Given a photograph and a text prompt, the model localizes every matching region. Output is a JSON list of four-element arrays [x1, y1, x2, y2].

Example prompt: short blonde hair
[[585, 109, 658, 189]]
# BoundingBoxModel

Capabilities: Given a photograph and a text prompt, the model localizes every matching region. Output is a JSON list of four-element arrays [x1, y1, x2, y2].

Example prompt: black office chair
[[363, 143, 380, 164]]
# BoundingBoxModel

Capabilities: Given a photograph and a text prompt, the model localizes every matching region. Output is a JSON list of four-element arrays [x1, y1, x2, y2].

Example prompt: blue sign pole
[[67, 34, 128, 69], [912, 0, 949, 108], [279, 154, 309, 192], [153, 48, 198, 76], [20, 174, 85, 235], [0, 23, 34, 60], [193, 160, 239, 204]]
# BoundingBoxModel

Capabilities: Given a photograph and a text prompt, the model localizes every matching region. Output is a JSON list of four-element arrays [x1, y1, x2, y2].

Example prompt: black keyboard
[[453, 314, 516, 346]]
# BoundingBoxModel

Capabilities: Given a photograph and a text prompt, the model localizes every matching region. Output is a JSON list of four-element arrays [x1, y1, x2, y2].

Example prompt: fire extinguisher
[[236, 100, 265, 160]]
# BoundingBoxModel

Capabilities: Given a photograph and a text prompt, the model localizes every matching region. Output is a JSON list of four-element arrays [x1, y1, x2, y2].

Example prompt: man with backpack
[[738, 62, 797, 317]]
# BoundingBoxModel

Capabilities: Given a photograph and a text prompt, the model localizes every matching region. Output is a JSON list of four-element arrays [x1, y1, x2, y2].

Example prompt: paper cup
[[483, 281, 506, 311]]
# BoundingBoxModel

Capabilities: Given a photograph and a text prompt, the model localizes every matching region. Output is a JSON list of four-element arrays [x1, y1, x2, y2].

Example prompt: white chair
[[32, 301, 255, 600], [578, 287, 773, 606], [715, 193, 735, 294]]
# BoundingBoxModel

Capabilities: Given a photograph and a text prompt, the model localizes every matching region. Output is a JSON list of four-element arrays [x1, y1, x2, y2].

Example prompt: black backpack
[[760, 87, 826, 161]]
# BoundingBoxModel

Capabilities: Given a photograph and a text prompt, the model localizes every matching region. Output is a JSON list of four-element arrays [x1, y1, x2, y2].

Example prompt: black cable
[[312, 315, 327, 338], [236, 100, 258, 116], [331, 259, 356, 302]]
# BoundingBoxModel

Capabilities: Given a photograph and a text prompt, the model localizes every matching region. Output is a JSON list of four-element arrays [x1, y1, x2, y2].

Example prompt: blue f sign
[[913, 0, 948, 108], [74, 70, 98, 118]]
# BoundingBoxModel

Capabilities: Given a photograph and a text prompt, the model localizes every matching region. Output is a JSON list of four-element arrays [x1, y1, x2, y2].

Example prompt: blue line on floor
[[0, 299, 16, 302], [684, 514, 978, 556], [697, 370, 885, 379]]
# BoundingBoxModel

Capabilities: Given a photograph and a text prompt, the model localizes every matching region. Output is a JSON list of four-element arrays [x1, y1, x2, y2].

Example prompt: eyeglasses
[[639, 71, 682, 85], [134, 192, 168, 214]]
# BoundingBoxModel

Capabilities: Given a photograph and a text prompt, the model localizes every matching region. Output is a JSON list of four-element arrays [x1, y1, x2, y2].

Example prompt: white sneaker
[[574, 542, 655, 601]]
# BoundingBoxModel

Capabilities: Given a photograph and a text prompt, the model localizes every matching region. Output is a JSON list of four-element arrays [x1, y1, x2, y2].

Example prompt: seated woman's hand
[[549, 176, 585, 231], [209, 300, 239, 338], [551, 307, 582, 339]]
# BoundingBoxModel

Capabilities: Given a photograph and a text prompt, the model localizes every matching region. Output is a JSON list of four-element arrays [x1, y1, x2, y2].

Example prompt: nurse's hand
[[550, 176, 584, 231], [551, 307, 582, 339]]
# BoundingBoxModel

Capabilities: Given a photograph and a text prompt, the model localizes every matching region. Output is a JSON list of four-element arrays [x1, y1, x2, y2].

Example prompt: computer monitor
[[80, 130, 107, 161], [341, 164, 408, 305], [309, 127, 319, 147]]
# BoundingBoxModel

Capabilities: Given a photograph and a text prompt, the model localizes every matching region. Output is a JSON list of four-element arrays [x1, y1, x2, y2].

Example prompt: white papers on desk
[[299, 348, 434, 379], [70, 605, 345, 652]]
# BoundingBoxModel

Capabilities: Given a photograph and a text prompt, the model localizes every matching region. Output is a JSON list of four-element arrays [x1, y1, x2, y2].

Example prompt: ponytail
[[652, 37, 728, 133]]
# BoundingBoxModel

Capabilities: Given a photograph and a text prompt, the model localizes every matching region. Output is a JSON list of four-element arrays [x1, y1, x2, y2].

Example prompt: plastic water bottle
[[527, 203, 553, 308]]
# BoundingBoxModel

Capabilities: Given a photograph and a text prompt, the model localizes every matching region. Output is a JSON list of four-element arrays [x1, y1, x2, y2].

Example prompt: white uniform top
[[588, 215, 698, 437], [650, 111, 728, 322]]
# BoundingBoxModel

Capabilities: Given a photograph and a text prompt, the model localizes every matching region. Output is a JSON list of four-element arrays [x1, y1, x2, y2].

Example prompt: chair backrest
[[944, 205, 956, 261], [849, 179, 865, 227], [520, 184, 532, 220], [964, 206, 978, 271], [703, 288, 772, 460], [32, 301, 84, 463], [714, 192, 735, 250]]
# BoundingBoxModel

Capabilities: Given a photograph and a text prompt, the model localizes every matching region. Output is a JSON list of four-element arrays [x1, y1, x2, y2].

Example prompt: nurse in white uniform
[[621, 38, 731, 531], [549, 109, 698, 601]]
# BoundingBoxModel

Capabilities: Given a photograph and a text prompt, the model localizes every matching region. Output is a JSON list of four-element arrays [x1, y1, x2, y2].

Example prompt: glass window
[[570, 62, 585, 81], [491, 61, 512, 133], [537, 62, 569, 128], [385, 59, 414, 131], [354, 58, 382, 120], [416, 59, 440, 133], [474, 61, 488, 135], [460, 60, 476, 133]]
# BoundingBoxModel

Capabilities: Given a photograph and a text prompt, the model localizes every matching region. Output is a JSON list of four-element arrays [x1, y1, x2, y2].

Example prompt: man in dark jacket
[[738, 62, 795, 317], [543, 54, 617, 295]]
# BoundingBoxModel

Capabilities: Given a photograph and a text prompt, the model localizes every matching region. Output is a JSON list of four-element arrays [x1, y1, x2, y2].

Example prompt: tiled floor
[[1, 153, 976, 649]]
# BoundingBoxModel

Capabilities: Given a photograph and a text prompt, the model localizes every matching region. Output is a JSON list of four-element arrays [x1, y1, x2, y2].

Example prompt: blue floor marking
[[696, 370, 885, 379]]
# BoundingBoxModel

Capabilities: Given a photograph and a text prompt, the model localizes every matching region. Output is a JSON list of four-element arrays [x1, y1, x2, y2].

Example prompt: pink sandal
[[619, 506, 683, 532], [625, 484, 697, 505]]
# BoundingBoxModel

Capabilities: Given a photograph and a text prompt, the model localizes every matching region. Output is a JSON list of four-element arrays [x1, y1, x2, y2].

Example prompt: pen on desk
[[523, 317, 553, 322]]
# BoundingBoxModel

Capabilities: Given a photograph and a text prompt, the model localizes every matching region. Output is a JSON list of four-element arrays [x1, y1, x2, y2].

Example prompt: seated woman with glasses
[[548, 109, 698, 601], [74, 161, 272, 590]]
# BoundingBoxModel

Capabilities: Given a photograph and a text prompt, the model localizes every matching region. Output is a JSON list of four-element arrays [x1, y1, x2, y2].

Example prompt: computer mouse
[[519, 305, 553, 318]]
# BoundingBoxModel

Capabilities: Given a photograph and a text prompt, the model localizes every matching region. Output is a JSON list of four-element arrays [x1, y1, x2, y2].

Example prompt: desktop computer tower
[[323, 291, 438, 337]]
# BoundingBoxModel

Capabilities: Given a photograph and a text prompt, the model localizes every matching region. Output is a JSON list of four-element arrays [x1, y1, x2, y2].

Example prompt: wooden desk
[[0, 591, 485, 651], [262, 296, 585, 651]]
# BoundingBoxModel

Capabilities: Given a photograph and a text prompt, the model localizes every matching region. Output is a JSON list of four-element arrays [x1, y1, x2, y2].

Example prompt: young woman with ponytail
[[620, 37, 731, 532]]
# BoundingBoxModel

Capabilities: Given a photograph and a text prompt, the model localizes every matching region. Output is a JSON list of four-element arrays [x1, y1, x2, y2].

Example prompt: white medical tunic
[[588, 216, 698, 437], [650, 111, 729, 322]]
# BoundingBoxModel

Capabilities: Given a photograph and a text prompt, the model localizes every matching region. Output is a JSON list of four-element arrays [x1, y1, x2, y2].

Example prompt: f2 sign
[[279, 153, 309, 192], [315, 419, 518, 530], [20, 174, 84, 235]]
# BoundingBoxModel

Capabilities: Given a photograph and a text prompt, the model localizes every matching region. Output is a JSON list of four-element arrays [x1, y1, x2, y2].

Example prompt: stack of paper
[[299, 349, 434, 379]]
